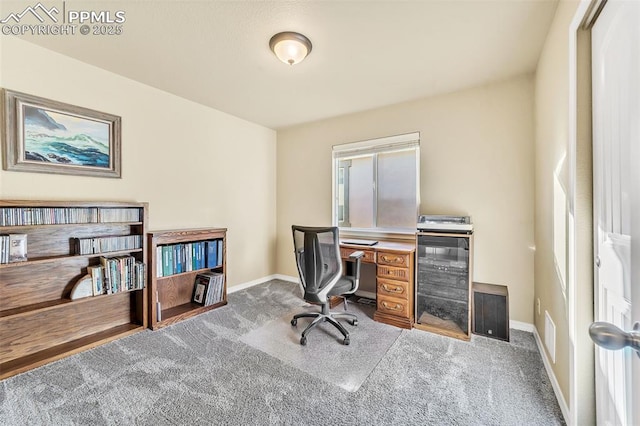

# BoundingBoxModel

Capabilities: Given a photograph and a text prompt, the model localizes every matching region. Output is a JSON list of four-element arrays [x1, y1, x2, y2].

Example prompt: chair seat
[[328, 276, 356, 297]]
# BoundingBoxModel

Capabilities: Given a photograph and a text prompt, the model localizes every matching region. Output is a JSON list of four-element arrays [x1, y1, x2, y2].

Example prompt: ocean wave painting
[[23, 106, 110, 168]]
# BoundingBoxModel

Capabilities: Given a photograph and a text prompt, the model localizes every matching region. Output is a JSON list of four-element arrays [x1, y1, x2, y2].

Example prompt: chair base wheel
[[343, 337, 350, 345], [348, 319, 358, 326], [300, 336, 307, 345], [291, 318, 297, 326]]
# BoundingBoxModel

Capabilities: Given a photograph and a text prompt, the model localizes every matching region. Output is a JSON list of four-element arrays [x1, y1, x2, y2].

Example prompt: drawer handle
[[382, 284, 403, 294], [381, 301, 403, 311], [381, 255, 403, 264]]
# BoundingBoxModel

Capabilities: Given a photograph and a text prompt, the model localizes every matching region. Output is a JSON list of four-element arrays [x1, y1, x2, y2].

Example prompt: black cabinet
[[472, 282, 509, 341], [415, 232, 473, 340]]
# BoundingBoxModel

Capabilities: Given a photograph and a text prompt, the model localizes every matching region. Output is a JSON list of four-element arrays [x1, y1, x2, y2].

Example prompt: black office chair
[[290, 225, 364, 345]]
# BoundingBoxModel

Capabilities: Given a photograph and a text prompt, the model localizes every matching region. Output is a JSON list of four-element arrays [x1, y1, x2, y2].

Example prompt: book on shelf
[[162, 245, 173, 276], [217, 239, 223, 267], [191, 242, 199, 270], [206, 240, 217, 268], [185, 243, 193, 272], [197, 241, 205, 269], [87, 265, 104, 296], [8, 233, 27, 262], [156, 246, 163, 277], [173, 244, 180, 274]]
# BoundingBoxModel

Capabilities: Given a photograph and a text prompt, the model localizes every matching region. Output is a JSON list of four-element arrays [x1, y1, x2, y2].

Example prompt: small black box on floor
[[472, 282, 509, 341]]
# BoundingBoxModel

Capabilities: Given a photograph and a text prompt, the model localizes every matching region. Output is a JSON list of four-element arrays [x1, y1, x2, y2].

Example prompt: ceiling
[[3, 0, 559, 129]]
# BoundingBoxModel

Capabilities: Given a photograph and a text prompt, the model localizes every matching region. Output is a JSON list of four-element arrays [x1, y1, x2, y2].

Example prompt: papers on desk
[[341, 239, 378, 246]]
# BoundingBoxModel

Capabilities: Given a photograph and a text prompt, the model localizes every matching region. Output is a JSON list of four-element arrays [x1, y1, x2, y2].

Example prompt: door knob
[[589, 321, 640, 358]]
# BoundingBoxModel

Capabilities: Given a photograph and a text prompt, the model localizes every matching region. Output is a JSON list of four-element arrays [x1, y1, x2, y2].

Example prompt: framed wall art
[[2, 89, 121, 178]]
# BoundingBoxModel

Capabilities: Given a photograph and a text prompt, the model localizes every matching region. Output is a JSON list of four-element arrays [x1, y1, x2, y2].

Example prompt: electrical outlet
[[537, 298, 541, 315]]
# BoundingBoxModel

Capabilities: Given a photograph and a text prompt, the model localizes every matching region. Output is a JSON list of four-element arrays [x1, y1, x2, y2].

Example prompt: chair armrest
[[349, 251, 365, 259], [345, 251, 364, 282]]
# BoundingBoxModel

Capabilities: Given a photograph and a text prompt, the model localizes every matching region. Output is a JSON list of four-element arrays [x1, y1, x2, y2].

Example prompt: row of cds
[[74, 235, 143, 255], [0, 207, 141, 226]]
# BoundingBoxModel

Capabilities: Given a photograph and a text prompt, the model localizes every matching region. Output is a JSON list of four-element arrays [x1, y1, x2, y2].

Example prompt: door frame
[[567, 1, 609, 425]]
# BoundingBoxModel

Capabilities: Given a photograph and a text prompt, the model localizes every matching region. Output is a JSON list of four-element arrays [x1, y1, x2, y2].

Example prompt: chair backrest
[[291, 225, 342, 303]]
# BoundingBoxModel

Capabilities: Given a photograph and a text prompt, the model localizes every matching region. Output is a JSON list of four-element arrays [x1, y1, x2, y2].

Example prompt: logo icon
[[0, 2, 59, 24]]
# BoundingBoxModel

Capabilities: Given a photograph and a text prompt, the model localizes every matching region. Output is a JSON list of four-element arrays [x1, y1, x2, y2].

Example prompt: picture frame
[[192, 281, 208, 306], [2, 89, 121, 178]]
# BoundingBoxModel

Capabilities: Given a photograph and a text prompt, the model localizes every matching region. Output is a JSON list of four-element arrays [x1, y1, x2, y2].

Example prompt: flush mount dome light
[[269, 31, 312, 65]]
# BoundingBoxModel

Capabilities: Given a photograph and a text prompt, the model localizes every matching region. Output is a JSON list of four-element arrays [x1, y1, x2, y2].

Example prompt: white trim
[[227, 274, 296, 294], [331, 132, 421, 231], [273, 274, 298, 283], [534, 326, 571, 424], [568, 3, 595, 425], [332, 131, 420, 153], [510, 320, 535, 332]]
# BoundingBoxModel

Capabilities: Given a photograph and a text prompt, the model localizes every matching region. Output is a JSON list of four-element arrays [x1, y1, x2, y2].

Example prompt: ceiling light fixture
[[269, 31, 312, 65]]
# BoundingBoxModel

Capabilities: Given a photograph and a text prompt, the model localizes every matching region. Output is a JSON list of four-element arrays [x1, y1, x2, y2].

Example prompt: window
[[333, 132, 420, 233]]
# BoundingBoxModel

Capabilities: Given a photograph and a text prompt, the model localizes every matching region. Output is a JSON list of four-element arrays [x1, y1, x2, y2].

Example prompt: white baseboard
[[273, 274, 298, 283], [227, 274, 297, 294], [533, 326, 570, 424], [510, 320, 535, 332]]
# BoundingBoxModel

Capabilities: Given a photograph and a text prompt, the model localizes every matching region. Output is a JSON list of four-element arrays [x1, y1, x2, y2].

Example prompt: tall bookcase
[[0, 200, 148, 380], [147, 228, 227, 330]]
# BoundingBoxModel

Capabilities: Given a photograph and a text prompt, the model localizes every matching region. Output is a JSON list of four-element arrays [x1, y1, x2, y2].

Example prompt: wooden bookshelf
[[147, 228, 227, 330], [0, 200, 148, 380]]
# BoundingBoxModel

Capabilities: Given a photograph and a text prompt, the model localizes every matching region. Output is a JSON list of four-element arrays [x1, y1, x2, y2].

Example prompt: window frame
[[331, 132, 420, 236]]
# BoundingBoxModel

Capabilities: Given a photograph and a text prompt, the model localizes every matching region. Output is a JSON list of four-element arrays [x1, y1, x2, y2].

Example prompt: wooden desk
[[340, 240, 415, 329]]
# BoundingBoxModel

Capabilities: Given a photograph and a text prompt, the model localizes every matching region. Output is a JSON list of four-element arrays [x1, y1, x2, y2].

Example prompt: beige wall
[[534, 0, 575, 404], [0, 37, 277, 288], [276, 75, 536, 324], [535, 0, 595, 421]]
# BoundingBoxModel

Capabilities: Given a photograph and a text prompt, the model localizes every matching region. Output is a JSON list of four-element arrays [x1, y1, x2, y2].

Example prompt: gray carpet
[[0, 280, 565, 425]]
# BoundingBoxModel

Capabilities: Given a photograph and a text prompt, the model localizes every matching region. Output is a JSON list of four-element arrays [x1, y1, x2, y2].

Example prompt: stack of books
[[192, 271, 225, 306], [87, 256, 146, 296]]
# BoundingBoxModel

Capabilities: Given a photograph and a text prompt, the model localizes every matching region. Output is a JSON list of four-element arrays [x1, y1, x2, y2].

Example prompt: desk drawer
[[377, 251, 410, 268], [378, 264, 410, 282], [377, 278, 410, 300], [377, 294, 411, 318], [340, 248, 375, 263]]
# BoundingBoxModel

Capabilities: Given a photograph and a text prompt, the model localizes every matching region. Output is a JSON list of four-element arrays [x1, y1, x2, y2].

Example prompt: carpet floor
[[0, 280, 565, 425]]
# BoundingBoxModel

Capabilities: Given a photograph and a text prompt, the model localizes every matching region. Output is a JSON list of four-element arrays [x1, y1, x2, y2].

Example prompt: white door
[[590, 1, 640, 425]]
